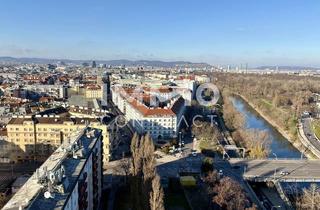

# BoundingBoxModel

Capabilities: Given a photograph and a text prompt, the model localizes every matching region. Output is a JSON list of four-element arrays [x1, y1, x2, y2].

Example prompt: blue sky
[[0, 0, 320, 66]]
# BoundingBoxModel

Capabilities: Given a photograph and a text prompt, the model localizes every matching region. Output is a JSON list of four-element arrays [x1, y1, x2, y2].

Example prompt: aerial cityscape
[[1, 1, 320, 210]]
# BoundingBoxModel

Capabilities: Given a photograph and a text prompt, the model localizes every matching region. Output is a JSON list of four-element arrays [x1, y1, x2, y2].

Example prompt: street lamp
[[272, 153, 278, 160], [301, 146, 308, 159], [179, 131, 182, 152]]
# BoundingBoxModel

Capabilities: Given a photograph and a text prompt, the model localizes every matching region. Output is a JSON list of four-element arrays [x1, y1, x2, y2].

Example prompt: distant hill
[[0, 56, 210, 68]]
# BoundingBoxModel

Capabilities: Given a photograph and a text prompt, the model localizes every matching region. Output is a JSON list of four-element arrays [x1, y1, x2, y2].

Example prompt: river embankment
[[232, 94, 314, 159]]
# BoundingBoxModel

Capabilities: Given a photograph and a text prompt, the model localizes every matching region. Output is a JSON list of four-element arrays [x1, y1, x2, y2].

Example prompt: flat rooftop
[[3, 127, 102, 210]]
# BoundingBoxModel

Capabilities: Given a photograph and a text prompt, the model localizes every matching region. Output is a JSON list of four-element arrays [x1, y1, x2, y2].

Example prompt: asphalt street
[[301, 117, 320, 153], [229, 159, 320, 182]]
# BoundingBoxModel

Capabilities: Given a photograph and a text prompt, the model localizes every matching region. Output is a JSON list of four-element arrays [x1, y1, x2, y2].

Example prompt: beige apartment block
[[6, 115, 113, 164]]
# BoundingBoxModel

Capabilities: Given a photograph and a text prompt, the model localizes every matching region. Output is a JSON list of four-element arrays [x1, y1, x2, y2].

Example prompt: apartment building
[[85, 85, 102, 99], [3, 127, 103, 210], [111, 85, 186, 139], [6, 115, 114, 163]]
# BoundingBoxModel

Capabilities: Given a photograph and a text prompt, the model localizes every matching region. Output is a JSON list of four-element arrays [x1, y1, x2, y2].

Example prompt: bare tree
[[204, 170, 219, 188], [130, 134, 163, 210], [142, 134, 156, 210], [131, 133, 142, 176], [149, 175, 165, 210], [142, 133, 156, 180], [213, 177, 249, 210], [192, 120, 220, 146], [114, 158, 131, 184], [241, 129, 270, 159], [130, 134, 144, 210], [296, 184, 320, 210]]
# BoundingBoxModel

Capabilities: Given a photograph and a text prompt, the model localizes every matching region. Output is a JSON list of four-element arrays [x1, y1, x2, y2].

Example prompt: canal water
[[230, 96, 301, 158]]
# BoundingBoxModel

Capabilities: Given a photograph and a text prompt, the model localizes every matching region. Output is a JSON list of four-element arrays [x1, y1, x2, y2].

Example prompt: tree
[[272, 92, 280, 107], [142, 134, 156, 210], [129, 134, 163, 210], [0, 195, 11, 209], [192, 120, 220, 152], [213, 177, 249, 210], [204, 170, 218, 188], [114, 158, 131, 184], [130, 132, 139, 155], [296, 184, 320, 210], [149, 175, 165, 210], [221, 94, 245, 131], [131, 133, 142, 176], [142, 134, 156, 180], [130, 134, 144, 210], [201, 157, 214, 173], [241, 129, 270, 159]]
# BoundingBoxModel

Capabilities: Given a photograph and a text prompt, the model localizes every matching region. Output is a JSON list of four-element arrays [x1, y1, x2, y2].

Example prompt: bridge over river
[[229, 158, 320, 182]]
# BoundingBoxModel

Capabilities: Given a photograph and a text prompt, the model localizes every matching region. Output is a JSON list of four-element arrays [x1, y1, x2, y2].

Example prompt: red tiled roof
[[39, 97, 53, 103], [128, 96, 184, 117], [177, 75, 195, 80], [113, 86, 185, 117], [86, 85, 101, 90]]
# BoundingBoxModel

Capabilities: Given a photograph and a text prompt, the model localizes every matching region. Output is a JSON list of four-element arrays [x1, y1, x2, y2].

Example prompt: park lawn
[[312, 120, 320, 139]]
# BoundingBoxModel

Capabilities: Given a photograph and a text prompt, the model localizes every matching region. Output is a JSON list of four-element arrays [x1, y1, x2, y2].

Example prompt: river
[[231, 96, 301, 158]]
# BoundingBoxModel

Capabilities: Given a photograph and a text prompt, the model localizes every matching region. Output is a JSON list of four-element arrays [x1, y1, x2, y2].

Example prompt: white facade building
[[111, 85, 186, 139]]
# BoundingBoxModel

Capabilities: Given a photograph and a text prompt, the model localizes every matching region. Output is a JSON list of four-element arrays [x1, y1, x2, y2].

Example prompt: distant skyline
[[1, 0, 320, 66]]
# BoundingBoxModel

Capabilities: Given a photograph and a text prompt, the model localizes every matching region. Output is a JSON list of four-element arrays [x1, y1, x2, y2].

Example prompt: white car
[[191, 151, 197, 157], [280, 171, 289, 176], [218, 170, 223, 176]]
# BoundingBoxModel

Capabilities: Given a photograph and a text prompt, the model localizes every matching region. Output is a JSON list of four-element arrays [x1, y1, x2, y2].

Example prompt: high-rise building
[[59, 85, 68, 99], [3, 127, 103, 210], [92, 61, 97, 68], [101, 74, 110, 107]]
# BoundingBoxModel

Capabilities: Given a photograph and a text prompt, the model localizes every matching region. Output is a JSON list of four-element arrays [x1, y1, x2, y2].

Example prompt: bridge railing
[[274, 181, 294, 209], [229, 157, 307, 161], [244, 175, 320, 183]]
